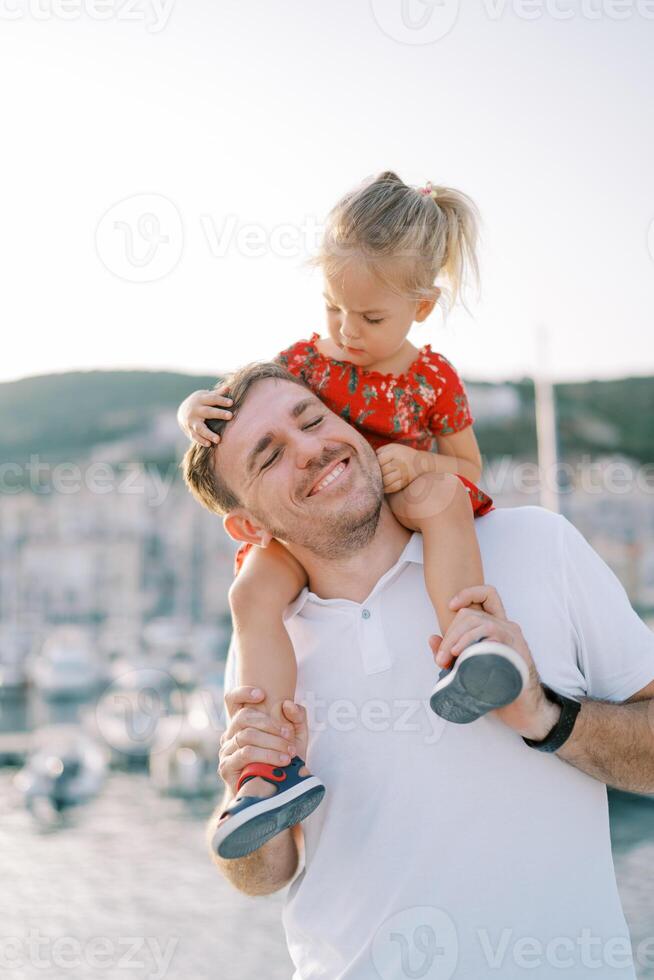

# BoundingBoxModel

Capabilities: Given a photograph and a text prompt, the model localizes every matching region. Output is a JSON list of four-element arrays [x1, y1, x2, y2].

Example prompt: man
[[183, 361, 654, 980]]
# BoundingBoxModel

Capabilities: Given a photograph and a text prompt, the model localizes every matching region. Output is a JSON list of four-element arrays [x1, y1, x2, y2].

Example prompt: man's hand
[[429, 585, 561, 741], [218, 686, 310, 797], [375, 443, 425, 493]]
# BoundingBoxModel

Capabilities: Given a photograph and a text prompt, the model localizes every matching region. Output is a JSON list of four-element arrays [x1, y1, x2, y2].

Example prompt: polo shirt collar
[[285, 531, 424, 621]]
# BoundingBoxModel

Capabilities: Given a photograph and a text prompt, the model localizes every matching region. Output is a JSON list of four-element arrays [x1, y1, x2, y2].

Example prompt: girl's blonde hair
[[316, 171, 480, 311]]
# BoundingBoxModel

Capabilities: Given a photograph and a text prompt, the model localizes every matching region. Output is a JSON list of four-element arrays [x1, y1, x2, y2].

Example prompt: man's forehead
[[215, 378, 318, 471]]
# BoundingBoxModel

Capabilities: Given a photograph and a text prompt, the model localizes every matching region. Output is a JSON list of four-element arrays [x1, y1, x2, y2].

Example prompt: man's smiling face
[[216, 378, 383, 558]]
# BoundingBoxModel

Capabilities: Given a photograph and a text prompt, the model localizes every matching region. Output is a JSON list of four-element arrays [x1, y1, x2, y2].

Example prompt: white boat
[[149, 712, 222, 797], [90, 669, 175, 763], [13, 725, 107, 822], [143, 619, 227, 693], [29, 627, 105, 700]]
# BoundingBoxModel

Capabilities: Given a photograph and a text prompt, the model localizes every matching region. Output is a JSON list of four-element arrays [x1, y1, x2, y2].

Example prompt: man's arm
[[208, 686, 308, 895], [207, 790, 301, 896], [554, 693, 654, 794], [434, 586, 654, 795]]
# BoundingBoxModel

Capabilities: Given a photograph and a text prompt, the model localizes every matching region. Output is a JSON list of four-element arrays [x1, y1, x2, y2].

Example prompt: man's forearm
[[207, 793, 300, 896], [556, 699, 654, 794]]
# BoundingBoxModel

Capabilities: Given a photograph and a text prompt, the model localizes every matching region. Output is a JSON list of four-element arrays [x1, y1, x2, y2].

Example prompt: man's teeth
[[313, 460, 346, 494]]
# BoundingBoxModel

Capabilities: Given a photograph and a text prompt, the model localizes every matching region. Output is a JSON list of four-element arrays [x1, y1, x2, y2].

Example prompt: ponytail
[[317, 171, 481, 311]]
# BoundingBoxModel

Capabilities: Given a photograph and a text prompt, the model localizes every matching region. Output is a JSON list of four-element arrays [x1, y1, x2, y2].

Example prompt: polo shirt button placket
[[357, 602, 392, 674]]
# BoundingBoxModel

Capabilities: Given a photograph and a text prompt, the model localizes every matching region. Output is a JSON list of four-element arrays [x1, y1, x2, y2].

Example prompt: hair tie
[[419, 182, 439, 201]]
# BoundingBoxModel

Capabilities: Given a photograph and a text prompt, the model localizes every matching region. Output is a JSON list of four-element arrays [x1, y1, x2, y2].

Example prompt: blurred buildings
[[0, 407, 652, 669], [0, 465, 235, 659]]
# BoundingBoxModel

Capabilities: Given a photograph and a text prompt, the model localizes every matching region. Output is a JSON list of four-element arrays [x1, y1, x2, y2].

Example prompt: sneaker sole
[[429, 649, 526, 724], [213, 779, 326, 860]]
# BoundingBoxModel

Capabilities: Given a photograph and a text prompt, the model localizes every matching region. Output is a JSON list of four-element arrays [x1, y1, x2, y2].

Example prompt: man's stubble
[[251, 446, 384, 560]]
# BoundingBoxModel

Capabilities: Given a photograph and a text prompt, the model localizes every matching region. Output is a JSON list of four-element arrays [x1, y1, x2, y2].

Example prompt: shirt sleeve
[[560, 517, 654, 702], [426, 354, 475, 437]]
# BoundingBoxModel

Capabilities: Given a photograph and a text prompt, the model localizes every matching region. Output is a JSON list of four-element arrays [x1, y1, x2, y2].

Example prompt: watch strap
[[522, 684, 581, 753]]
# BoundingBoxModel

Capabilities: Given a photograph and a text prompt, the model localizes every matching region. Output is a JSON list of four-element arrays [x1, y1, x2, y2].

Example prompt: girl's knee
[[229, 543, 307, 613]]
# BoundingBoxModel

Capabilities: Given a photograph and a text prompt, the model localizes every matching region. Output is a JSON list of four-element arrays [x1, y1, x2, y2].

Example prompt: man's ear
[[415, 288, 440, 323], [223, 510, 273, 549]]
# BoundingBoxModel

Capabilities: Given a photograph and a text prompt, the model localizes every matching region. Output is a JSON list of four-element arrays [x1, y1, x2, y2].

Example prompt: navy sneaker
[[429, 640, 529, 724], [211, 756, 325, 860]]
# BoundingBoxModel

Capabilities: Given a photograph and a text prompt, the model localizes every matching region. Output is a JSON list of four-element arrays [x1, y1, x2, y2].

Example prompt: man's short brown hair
[[181, 360, 309, 516]]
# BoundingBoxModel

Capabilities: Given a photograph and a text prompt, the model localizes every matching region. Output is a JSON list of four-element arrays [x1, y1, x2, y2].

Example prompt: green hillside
[[0, 370, 652, 466], [0, 370, 216, 463]]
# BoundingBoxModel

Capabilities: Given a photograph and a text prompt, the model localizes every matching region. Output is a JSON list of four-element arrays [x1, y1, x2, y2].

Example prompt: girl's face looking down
[[323, 259, 437, 371]]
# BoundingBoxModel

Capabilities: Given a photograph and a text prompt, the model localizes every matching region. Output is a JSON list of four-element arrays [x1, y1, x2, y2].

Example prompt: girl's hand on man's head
[[177, 386, 234, 448]]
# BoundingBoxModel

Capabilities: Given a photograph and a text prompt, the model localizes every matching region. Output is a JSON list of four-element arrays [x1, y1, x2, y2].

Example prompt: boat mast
[[534, 326, 559, 514]]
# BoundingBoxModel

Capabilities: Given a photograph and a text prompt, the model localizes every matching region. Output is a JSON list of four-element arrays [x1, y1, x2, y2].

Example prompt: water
[[0, 769, 292, 980], [2, 690, 654, 980]]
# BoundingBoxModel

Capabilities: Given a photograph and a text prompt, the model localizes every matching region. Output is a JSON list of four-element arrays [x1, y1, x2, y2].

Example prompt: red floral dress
[[234, 333, 492, 574]]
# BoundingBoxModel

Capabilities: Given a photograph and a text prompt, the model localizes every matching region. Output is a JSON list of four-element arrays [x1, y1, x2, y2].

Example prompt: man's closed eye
[[260, 416, 325, 471]]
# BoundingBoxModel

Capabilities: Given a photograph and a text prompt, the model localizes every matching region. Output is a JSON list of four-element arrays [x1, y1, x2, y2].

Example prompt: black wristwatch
[[522, 684, 582, 753]]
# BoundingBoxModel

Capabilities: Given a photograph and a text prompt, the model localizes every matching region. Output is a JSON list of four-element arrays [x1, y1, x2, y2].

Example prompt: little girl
[[179, 172, 528, 859]]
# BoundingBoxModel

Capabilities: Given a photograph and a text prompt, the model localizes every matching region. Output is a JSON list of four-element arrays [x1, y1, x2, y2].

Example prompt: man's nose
[[293, 430, 327, 470]]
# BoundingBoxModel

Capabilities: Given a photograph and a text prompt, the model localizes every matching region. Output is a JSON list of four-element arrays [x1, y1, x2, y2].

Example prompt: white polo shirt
[[223, 507, 654, 979]]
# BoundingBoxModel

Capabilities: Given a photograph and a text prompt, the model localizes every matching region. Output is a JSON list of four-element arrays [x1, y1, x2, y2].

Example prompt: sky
[[1, 0, 653, 385]]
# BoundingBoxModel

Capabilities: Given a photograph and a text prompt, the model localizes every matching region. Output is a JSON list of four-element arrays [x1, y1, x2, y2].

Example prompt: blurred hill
[[0, 370, 216, 467], [0, 370, 652, 466]]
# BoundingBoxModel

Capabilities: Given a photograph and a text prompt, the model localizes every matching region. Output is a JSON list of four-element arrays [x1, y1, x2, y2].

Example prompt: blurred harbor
[[0, 674, 294, 979], [1, 372, 653, 977], [0, 683, 653, 978]]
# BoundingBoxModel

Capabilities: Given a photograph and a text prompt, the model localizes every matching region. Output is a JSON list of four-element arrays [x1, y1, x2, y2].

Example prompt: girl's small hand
[[375, 443, 423, 493], [177, 385, 233, 447]]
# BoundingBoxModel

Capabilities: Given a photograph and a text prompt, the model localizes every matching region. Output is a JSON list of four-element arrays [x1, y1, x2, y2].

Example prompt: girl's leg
[[228, 539, 309, 795], [388, 472, 483, 666]]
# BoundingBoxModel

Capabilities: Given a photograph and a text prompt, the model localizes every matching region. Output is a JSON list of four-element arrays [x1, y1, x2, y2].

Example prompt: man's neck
[[287, 505, 412, 603]]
